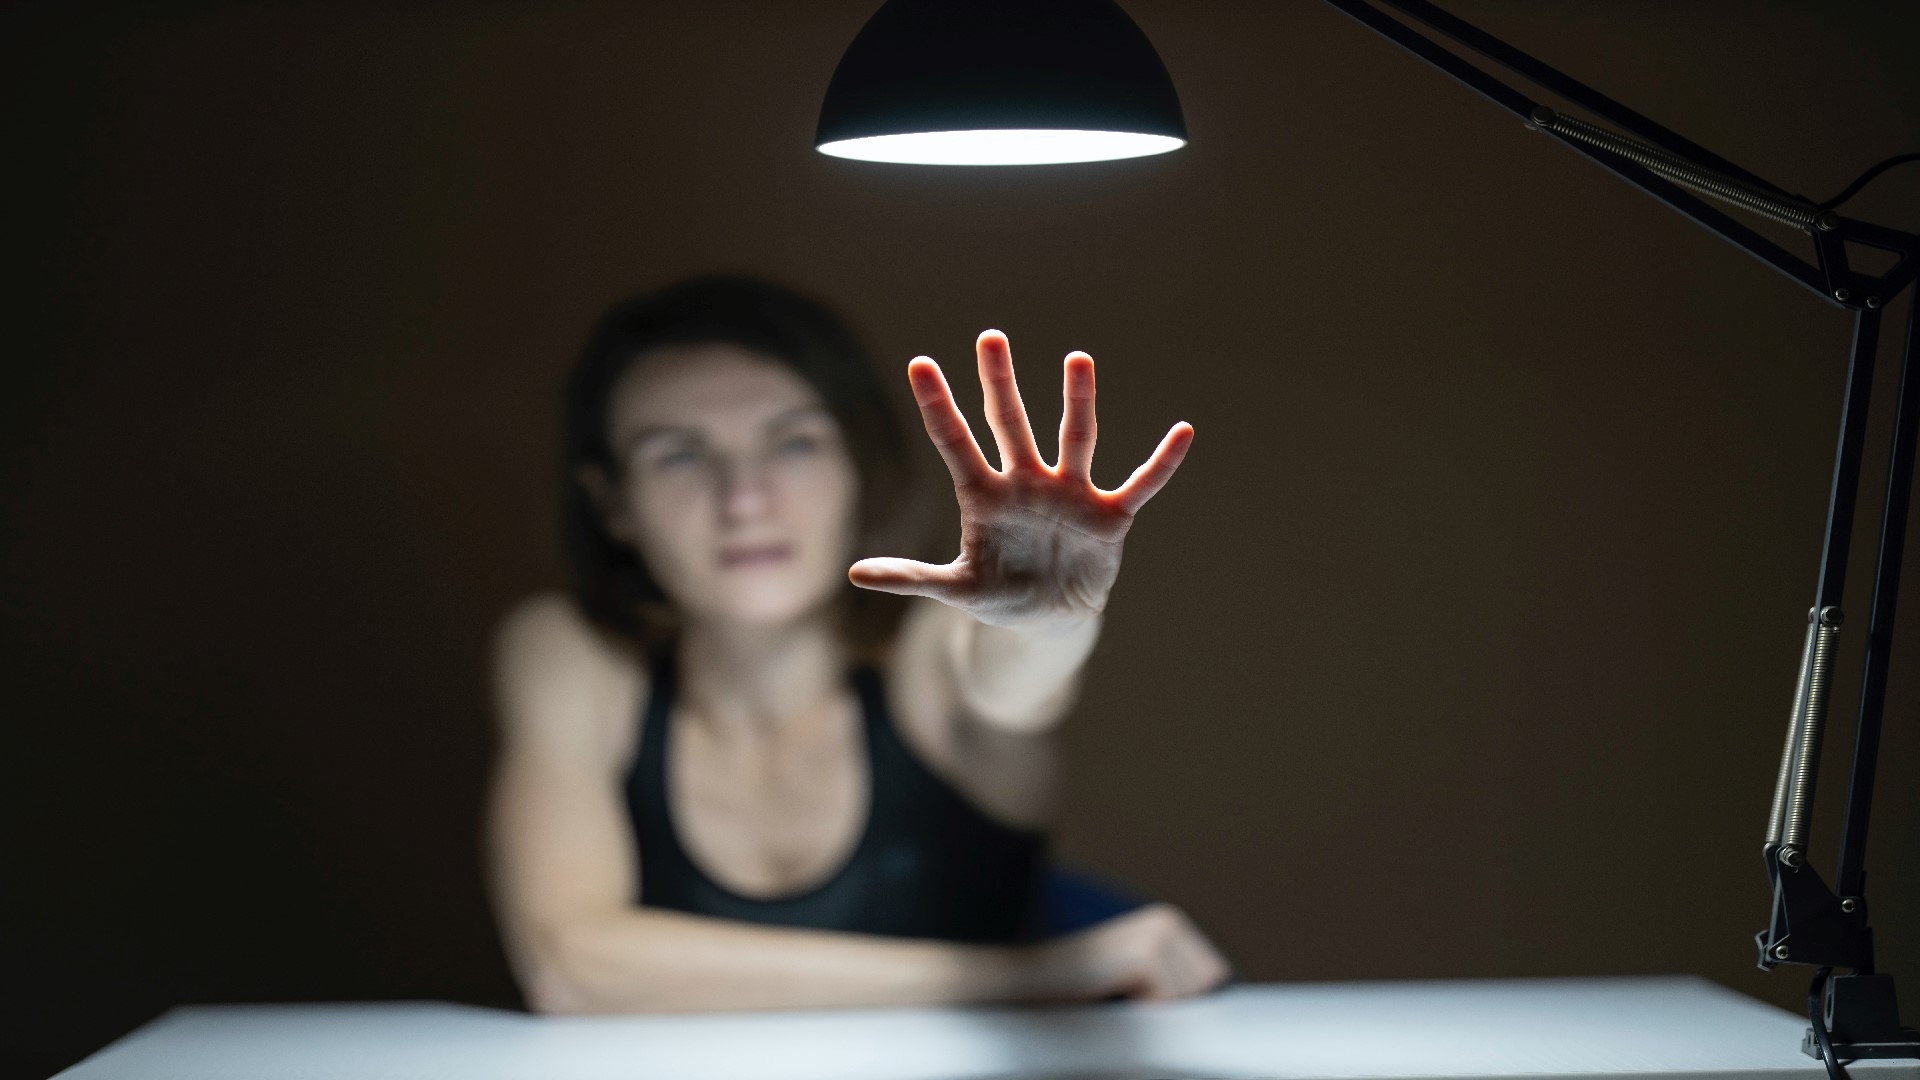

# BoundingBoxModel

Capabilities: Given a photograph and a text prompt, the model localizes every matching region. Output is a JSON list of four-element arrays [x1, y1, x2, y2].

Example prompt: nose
[[717, 453, 773, 524]]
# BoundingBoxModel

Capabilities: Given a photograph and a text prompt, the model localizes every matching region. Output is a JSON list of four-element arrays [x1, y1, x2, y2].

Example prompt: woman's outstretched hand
[[849, 330, 1193, 631]]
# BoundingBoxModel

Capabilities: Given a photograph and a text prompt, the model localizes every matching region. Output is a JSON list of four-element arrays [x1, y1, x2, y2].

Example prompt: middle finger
[[976, 329, 1043, 472]]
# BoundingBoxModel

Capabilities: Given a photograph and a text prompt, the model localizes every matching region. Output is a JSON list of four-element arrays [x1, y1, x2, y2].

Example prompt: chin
[[709, 576, 842, 629]]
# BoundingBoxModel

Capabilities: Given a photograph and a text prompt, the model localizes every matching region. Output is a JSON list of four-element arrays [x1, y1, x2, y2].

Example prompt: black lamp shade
[[816, 0, 1187, 165]]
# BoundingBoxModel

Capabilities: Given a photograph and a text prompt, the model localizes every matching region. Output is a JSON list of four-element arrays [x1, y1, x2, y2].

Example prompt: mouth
[[718, 543, 795, 569]]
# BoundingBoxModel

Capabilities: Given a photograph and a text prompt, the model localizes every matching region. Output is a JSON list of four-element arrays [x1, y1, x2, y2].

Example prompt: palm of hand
[[850, 331, 1193, 629]]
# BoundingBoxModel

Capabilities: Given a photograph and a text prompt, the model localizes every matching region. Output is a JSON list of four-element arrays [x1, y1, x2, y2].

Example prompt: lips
[[718, 544, 794, 568]]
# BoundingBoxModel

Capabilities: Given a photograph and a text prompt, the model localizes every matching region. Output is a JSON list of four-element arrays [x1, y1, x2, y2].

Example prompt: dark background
[[7, 1, 1919, 1076]]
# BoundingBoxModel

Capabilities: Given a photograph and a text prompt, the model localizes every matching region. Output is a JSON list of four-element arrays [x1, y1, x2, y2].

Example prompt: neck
[[676, 612, 848, 739]]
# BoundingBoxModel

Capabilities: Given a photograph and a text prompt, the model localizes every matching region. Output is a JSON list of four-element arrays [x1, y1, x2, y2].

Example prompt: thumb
[[848, 557, 965, 602]]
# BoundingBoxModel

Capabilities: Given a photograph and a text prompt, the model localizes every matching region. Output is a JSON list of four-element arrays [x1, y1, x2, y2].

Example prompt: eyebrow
[[615, 404, 833, 460]]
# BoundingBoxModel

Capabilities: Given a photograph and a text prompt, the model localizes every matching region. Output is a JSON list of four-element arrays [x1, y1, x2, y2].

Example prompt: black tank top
[[624, 649, 1048, 943]]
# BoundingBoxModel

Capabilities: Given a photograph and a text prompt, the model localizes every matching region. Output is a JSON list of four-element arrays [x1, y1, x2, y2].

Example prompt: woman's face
[[593, 343, 860, 630]]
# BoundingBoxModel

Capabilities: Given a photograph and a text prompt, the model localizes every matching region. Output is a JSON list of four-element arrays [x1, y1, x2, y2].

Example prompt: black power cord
[[1809, 967, 1852, 1080], [1817, 152, 1920, 210]]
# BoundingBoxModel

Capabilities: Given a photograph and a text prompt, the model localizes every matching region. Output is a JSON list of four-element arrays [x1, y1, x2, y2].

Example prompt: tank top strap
[[628, 644, 689, 883], [849, 664, 887, 741], [852, 662, 920, 796], [850, 660, 948, 820], [640, 644, 678, 756]]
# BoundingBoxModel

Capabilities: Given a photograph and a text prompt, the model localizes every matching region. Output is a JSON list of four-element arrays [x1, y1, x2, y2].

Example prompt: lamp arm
[[1319, 0, 1917, 307], [1317, 0, 1920, 1061], [1838, 296, 1920, 902], [1364, 0, 1791, 194], [1757, 294, 1920, 1065]]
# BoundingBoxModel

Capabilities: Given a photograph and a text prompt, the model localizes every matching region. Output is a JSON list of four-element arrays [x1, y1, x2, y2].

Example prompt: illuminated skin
[[852, 334, 1194, 627], [487, 332, 1227, 1014]]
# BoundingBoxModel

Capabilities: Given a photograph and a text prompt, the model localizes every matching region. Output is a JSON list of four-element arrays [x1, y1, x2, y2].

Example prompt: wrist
[[943, 609, 1102, 732], [951, 942, 1043, 1002], [1007, 611, 1103, 638], [977, 940, 1072, 1003]]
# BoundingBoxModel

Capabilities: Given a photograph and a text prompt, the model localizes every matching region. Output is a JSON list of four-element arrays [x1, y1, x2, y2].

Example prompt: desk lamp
[[816, 0, 1920, 1069]]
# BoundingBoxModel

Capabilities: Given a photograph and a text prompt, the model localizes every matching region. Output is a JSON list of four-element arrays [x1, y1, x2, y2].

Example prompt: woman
[[487, 276, 1228, 1014]]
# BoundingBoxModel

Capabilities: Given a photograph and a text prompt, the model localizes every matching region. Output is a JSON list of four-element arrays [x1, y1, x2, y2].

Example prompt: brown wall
[[8, 2, 1919, 1074]]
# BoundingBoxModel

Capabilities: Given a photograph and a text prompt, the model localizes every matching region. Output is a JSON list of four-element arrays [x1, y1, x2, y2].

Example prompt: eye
[[774, 433, 822, 456], [654, 446, 707, 469]]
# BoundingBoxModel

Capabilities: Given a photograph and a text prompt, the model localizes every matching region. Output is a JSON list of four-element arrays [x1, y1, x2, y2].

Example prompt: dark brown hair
[[560, 274, 915, 649]]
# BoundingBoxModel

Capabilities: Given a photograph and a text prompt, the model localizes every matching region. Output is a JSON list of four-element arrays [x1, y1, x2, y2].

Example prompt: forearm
[[529, 906, 1035, 1014], [948, 613, 1101, 731]]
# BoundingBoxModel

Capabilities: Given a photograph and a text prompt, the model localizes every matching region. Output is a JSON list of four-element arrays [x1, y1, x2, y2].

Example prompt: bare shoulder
[[493, 591, 639, 678], [883, 598, 1058, 828], [491, 590, 647, 768]]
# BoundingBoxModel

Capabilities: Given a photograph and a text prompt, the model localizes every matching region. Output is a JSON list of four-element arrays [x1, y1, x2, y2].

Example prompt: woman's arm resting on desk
[[486, 596, 1224, 1013], [509, 899, 1225, 1013], [851, 332, 1192, 734]]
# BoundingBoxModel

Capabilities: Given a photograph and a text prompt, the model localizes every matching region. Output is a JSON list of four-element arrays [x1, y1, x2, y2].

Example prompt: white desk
[[55, 977, 1920, 1080]]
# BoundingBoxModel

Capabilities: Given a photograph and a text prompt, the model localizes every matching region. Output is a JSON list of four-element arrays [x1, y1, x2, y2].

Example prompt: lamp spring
[[1781, 608, 1843, 862], [1767, 613, 1818, 847], [1530, 108, 1819, 234]]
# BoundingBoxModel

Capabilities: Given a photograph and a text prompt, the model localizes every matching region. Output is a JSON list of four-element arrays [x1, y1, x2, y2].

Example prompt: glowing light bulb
[[817, 129, 1185, 166]]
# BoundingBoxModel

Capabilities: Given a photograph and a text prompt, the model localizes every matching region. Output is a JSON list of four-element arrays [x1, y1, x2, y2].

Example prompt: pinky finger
[[1111, 422, 1194, 515]]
